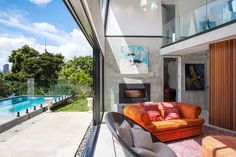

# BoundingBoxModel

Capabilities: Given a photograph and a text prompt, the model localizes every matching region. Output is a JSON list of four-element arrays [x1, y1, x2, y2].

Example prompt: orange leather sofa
[[123, 102, 204, 142]]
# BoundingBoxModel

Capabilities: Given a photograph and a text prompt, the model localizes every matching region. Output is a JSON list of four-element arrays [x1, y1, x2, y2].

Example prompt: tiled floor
[[0, 112, 92, 157]]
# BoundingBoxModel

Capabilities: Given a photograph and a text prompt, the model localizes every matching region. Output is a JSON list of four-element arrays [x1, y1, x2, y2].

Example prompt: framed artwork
[[185, 64, 205, 90], [119, 45, 148, 74]]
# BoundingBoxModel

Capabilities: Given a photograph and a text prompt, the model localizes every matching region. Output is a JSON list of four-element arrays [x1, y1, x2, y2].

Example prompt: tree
[[6, 45, 65, 96], [74, 56, 93, 77], [8, 45, 64, 80], [9, 45, 39, 74], [59, 56, 93, 97], [22, 52, 64, 79], [0, 72, 13, 98], [59, 56, 93, 85]]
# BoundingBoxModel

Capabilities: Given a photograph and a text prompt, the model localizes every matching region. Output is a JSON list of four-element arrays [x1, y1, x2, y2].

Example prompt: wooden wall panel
[[209, 39, 235, 131], [233, 39, 236, 131]]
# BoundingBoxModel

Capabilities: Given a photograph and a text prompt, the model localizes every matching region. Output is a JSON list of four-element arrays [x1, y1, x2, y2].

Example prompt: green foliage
[[0, 45, 93, 98], [55, 98, 89, 112], [59, 56, 93, 97], [11, 81, 27, 96], [0, 73, 13, 97], [8, 45, 64, 80], [9, 45, 39, 73], [78, 91, 87, 99], [74, 56, 93, 77], [35, 87, 45, 95], [59, 56, 92, 78], [47, 80, 73, 96]]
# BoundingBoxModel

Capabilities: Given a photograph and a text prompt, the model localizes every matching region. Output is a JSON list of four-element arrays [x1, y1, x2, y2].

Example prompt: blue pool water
[[0, 96, 60, 115]]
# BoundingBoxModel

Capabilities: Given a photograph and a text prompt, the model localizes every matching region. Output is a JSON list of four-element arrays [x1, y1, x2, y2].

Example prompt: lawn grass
[[55, 98, 89, 112]]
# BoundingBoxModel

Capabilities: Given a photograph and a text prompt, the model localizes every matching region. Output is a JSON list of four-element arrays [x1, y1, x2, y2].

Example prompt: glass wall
[[163, 0, 236, 45]]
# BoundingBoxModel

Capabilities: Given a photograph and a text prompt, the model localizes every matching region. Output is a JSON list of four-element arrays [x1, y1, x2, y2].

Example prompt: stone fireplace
[[119, 83, 150, 103]]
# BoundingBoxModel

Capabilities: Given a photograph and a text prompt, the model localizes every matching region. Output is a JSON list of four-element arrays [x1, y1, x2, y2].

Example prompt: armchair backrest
[[105, 112, 160, 157]]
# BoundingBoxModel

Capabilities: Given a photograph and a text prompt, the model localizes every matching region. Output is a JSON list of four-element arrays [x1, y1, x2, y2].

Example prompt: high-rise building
[[2, 64, 9, 75]]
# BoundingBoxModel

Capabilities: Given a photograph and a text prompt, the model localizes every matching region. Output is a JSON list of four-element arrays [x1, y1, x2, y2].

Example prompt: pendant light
[[140, 0, 158, 11]]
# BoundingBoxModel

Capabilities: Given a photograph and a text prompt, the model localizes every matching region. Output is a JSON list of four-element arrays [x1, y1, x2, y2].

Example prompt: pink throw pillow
[[141, 103, 163, 121], [146, 111, 163, 121], [161, 102, 181, 120]]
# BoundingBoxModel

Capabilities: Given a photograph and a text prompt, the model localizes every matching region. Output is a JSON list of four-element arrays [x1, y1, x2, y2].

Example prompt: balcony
[[163, 0, 236, 47]]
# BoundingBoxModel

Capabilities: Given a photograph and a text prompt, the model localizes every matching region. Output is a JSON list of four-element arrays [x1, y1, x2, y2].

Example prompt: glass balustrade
[[163, 0, 236, 46], [0, 78, 92, 119]]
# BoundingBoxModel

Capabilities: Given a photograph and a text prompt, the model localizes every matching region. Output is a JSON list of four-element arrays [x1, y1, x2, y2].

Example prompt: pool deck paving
[[0, 112, 92, 157]]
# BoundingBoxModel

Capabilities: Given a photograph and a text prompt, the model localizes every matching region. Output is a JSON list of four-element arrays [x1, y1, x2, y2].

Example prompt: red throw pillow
[[141, 103, 163, 121], [160, 102, 181, 120]]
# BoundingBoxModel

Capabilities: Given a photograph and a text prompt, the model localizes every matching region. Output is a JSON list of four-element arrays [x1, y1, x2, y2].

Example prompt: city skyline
[[2, 63, 9, 75]]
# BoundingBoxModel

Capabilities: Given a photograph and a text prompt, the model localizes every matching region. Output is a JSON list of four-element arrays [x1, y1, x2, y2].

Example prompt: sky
[[0, 0, 92, 70]]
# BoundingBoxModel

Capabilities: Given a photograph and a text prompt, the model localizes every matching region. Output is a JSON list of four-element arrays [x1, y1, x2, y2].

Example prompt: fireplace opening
[[124, 89, 146, 98], [119, 84, 150, 103]]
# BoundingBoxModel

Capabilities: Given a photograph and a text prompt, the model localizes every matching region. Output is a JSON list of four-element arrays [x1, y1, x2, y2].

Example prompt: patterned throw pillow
[[160, 102, 181, 120], [141, 102, 163, 121]]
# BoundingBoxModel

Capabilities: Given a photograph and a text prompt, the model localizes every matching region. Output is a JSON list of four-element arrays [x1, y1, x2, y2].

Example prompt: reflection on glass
[[163, 0, 236, 46]]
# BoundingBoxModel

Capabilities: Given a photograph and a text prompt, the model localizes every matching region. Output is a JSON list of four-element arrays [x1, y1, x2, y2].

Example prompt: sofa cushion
[[152, 118, 204, 132], [142, 102, 163, 121], [130, 127, 154, 150], [147, 111, 164, 121], [117, 120, 133, 147], [158, 102, 181, 120], [141, 102, 158, 111]]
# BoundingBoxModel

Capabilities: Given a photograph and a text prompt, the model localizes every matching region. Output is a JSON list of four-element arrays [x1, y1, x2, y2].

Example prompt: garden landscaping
[[54, 98, 89, 112]]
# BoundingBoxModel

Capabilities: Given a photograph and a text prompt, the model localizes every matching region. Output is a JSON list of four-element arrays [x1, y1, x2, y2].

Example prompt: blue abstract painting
[[119, 46, 148, 74]]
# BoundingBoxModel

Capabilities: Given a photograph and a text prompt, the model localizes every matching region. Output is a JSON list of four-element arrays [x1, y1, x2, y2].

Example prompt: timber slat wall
[[233, 39, 236, 131], [209, 39, 236, 131]]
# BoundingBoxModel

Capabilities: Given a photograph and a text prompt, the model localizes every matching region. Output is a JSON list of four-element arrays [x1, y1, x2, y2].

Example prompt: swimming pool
[[0, 96, 61, 115]]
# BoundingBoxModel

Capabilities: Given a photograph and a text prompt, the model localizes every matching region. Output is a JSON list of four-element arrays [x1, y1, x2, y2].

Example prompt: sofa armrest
[[123, 104, 151, 127], [176, 102, 201, 119]]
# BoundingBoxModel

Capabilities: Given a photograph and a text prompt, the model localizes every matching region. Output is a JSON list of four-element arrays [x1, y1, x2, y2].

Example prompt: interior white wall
[[106, 0, 163, 36]]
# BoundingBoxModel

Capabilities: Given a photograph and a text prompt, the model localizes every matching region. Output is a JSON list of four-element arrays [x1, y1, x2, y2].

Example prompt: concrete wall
[[181, 52, 208, 110], [104, 37, 164, 111]]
